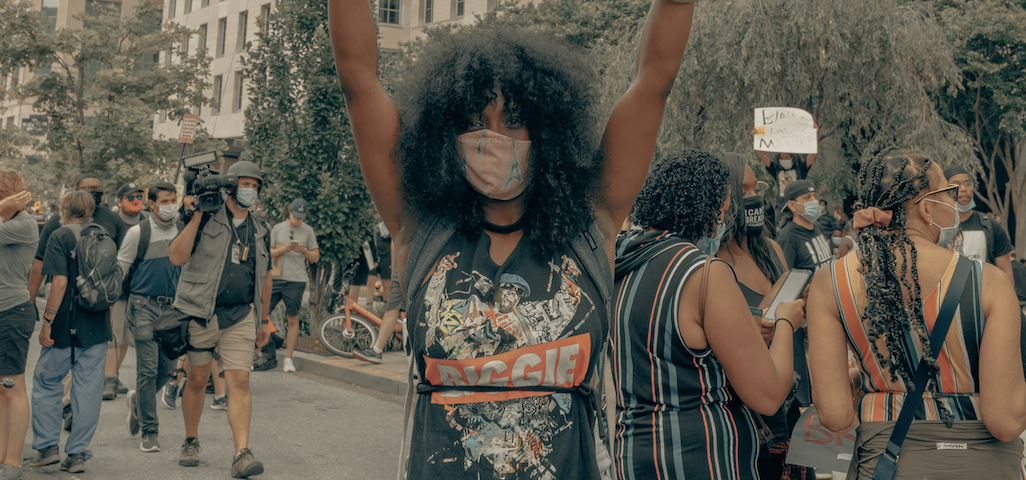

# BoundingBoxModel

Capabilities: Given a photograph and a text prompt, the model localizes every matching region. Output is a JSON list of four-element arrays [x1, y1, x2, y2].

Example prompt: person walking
[[808, 148, 1026, 479], [943, 165, 1015, 289], [29, 191, 113, 474], [168, 160, 271, 478], [117, 182, 181, 453], [104, 182, 146, 401], [0, 171, 38, 480], [268, 198, 319, 373]]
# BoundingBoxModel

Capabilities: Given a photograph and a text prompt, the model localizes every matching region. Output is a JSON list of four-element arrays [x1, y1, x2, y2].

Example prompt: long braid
[[855, 148, 954, 426]]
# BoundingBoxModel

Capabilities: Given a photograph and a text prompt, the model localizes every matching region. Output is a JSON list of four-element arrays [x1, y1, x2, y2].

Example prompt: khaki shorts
[[109, 299, 134, 348], [187, 311, 256, 376]]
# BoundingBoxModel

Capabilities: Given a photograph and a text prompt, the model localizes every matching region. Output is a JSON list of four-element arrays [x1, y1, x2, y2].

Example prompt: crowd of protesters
[[3, 0, 1026, 479]]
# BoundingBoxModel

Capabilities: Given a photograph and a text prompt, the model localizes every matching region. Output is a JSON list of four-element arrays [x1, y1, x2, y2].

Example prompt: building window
[[160, 110, 167, 123], [42, 0, 59, 30], [233, 71, 244, 112], [201, 0, 209, 7], [260, 4, 271, 35], [236, 11, 248, 52], [423, 0, 433, 24], [378, 0, 399, 25], [183, 34, 190, 57], [216, 17, 226, 57], [168, 0, 176, 18], [25, 115, 47, 136], [6, 117, 15, 128], [212, 75, 223, 114], [184, 0, 191, 14], [198, 24, 207, 52]]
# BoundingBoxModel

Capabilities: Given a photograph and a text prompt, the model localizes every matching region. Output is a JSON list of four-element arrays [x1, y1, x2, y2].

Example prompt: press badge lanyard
[[227, 216, 251, 264]]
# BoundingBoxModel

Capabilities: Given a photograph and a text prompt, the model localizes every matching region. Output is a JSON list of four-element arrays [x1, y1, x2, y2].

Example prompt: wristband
[[774, 318, 795, 333], [261, 319, 269, 325], [44, 317, 54, 324], [45, 308, 58, 314]]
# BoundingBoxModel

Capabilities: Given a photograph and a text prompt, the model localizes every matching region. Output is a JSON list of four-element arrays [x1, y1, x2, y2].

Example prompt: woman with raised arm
[[329, 1, 696, 478], [807, 149, 1026, 479], [613, 149, 803, 480]]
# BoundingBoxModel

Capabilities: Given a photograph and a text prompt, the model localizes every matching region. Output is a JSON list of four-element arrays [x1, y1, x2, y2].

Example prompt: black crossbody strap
[[873, 256, 973, 480]]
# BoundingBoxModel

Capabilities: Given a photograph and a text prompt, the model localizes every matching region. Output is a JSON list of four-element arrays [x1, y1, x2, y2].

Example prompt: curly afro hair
[[631, 149, 729, 242], [394, 26, 601, 257]]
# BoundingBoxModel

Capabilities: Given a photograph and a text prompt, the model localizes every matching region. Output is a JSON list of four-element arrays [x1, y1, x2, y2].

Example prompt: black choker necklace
[[482, 214, 528, 234]]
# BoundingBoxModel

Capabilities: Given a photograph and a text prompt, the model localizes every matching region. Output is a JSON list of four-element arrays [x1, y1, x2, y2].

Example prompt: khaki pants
[[186, 311, 256, 376]]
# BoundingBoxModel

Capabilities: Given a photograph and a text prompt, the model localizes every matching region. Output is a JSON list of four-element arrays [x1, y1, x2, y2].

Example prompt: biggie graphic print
[[406, 232, 605, 479]]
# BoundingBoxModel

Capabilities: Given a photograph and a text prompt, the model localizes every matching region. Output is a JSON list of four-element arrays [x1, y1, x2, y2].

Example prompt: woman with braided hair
[[807, 148, 1026, 479]]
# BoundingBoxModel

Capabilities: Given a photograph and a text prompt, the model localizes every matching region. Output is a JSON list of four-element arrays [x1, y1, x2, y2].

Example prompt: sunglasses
[[124, 194, 143, 201], [913, 184, 959, 205]]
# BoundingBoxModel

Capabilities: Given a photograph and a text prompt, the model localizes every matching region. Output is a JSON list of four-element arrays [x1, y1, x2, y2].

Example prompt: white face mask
[[155, 204, 178, 223], [234, 188, 259, 208], [926, 199, 960, 247], [779, 157, 794, 170]]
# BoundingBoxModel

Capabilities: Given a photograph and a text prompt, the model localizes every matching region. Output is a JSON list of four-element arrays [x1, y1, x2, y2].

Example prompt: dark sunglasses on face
[[124, 194, 143, 201], [913, 184, 959, 205]]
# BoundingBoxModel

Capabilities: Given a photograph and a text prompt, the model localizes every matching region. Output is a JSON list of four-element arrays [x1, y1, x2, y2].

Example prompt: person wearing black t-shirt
[[29, 191, 112, 474], [944, 165, 1015, 289]]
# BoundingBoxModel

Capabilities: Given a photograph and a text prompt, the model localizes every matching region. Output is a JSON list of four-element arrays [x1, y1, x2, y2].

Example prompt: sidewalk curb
[[291, 351, 408, 396]]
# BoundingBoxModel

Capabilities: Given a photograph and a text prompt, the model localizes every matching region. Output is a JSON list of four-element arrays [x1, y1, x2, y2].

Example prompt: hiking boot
[[0, 463, 23, 480], [282, 357, 296, 373], [103, 375, 118, 400], [353, 347, 382, 365], [127, 390, 140, 436], [115, 376, 129, 394], [252, 358, 277, 372], [62, 404, 73, 432], [231, 448, 264, 478], [28, 445, 59, 467], [59, 454, 85, 473], [140, 433, 160, 453], [179, 438, 201, 467], [161, 383, 179, 410], [211, 394, 227, 410]]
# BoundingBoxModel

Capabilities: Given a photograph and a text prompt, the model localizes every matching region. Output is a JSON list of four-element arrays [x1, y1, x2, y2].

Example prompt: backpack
[[66, 222, 123, 312]]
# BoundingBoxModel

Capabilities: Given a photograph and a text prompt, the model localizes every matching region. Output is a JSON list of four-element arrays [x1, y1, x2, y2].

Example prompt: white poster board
[[753, 107, 818, 154], [786, 406, 858, 474]]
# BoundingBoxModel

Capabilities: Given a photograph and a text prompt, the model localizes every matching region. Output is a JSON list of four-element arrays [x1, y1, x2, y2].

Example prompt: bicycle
[[317, 264, 403, 357]]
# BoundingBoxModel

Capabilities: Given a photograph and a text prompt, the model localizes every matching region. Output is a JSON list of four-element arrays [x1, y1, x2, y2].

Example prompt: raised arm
[[327, 0, 403, 238], [596, 0, 695, 232]]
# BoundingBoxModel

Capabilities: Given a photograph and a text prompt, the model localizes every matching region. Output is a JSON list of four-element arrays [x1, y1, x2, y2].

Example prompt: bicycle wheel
[[317, 313, 377, 358]]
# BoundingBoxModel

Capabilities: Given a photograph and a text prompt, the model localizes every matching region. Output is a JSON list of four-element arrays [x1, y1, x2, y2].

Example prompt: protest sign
[[753, 107, 818, 154], [786, 406, 858, 475]]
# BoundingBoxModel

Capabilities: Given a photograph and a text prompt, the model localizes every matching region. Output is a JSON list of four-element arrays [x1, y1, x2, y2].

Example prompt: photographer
[[168, 161, 271, 478]]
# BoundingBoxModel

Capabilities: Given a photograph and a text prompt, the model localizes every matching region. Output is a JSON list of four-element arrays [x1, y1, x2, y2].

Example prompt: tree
[[934, 0, 1026, 258], [0, 0, 211, 192], [243, 0, 374, 332]]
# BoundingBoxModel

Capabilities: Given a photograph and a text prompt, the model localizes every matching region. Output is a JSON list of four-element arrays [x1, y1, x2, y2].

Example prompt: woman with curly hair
[[807, 149, 1026, 479], [612, 149, 804, 480], [330, 1, 697, 478]]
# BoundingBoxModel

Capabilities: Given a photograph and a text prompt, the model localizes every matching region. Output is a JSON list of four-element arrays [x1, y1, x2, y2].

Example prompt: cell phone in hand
[[763, 268, 812, 320]]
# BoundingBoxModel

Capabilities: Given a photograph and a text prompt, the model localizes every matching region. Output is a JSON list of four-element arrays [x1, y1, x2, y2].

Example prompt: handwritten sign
[[753, 107, 818, 154], [785, 406, 858, 474], [178, 114, 199, 144]]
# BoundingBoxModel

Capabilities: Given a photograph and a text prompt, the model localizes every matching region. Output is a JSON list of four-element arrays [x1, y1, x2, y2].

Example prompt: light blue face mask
[[697, 221, 726, 254], [798, 200, 823, 223], [233, 188, 259, 209], [926, 199, 961, 247], [955, 198, 975, 213]]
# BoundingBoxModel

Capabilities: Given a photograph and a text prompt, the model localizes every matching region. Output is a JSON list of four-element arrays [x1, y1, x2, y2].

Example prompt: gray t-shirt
[[0, 212, 40, 312], [120, 211, 141, 226], [271, 221, 318, 283]]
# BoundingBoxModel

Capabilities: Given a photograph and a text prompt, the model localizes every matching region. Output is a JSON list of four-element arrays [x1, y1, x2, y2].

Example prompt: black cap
[[116, 182, 144, 198], [943, 165, 969, 180], [290, 198, 308, 219], [782, 180, 815, 204]]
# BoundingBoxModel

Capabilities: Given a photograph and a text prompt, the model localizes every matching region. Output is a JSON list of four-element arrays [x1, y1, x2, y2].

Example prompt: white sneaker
[[283, 357, 296, 373]]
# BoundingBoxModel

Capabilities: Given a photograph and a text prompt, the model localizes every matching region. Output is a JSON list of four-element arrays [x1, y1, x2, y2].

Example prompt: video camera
[[181, 151, 237, 213]]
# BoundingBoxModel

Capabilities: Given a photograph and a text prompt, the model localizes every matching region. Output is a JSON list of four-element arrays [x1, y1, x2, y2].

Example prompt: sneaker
[[140, 433, 161, 453], [231, 448, 264, 478], [28, 445, 59, 467], [282, 357, 296, 373], [252, 358, 277, 372], [115, 376, 129, 394], [62, 404, 73, 432], [353, 347, 382, 365], [0, 463, 23, 480], [59, 453, 85, 473], [127, 390, 140, 436], [180, 438, 201, 466], [211, 393, 227, 410], [161, 383, 179, 410], [103, 375, 118, 400]]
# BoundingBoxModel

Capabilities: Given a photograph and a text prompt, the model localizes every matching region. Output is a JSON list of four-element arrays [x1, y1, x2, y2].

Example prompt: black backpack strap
[[978, 214, 996, 264], [873, 256, 974, 480], [137, 220, 151, 265]]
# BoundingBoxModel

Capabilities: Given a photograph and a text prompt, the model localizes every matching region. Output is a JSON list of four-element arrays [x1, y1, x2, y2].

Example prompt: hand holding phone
[[762, 269, 813, 321]]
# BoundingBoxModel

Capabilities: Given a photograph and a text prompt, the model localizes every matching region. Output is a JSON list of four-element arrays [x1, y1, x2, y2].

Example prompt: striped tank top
[[831, 252, 986, 421], [613, 231, 759, 480]]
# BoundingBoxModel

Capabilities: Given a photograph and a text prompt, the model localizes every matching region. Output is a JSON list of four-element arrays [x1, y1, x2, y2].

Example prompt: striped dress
[[613, 231, 760, 480], [831, 252, 986, 421]]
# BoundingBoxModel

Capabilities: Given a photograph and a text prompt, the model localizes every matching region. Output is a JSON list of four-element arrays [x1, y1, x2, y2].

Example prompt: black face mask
[[743, 196, 765, 236], [91, 191, 103, 207]]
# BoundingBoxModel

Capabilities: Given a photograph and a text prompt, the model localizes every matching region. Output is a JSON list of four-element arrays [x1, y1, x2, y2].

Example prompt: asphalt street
[[13, 299, 404, 480]]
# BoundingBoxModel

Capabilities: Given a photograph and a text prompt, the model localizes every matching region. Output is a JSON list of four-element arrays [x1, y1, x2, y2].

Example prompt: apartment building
[[0, 0, 151, 137], [152, 0, 515, 159]]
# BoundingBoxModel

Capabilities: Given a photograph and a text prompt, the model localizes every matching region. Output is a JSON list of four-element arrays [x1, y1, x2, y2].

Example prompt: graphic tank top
[[406, 230, 607, 479]]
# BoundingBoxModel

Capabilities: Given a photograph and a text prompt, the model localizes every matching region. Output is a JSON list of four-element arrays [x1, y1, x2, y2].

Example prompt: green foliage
[[0, 0, 212, 192]]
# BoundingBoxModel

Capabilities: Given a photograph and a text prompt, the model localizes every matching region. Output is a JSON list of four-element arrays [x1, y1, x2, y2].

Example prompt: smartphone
[[749, 306, 764, 317], [763, 268, 812, 320]]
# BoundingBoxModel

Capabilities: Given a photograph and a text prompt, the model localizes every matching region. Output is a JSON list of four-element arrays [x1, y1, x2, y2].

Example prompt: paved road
[[15, 301, 404, 480]]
